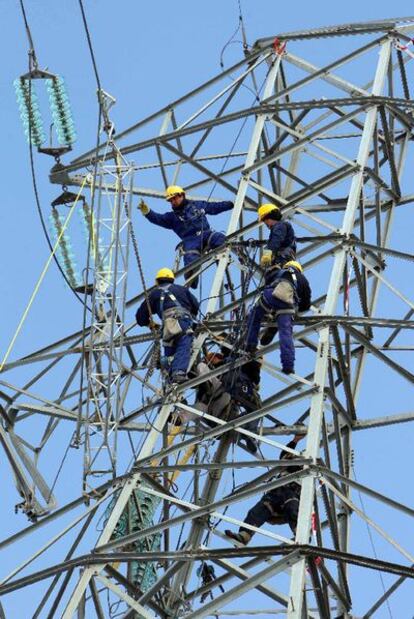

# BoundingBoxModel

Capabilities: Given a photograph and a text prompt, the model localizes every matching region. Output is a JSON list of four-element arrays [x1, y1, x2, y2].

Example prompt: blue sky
[[1, 2, 414, 617]]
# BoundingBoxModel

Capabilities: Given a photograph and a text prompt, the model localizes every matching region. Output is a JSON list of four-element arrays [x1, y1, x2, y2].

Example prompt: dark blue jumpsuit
[[239, 439, 302, 535], [145, 199, 233, 287], [245, 267, 311, 372], [221, 361, 262, 435], [136, 283, 199, 377], [266, 221, 297, 265]]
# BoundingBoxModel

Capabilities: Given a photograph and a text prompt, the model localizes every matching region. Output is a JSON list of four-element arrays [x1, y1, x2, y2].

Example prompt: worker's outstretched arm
[[146, 209, 175, 229], [138, 199, 174, 230], [203, 200, 234, 215]]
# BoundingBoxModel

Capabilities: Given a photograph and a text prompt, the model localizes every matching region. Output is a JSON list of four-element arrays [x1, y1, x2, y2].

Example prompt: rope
[[77, 0, 102, 92], [18, 0, 38, 70], [0, 177, 88, 372], [219, 4, 243, 70], [352, 463, 393, 619]]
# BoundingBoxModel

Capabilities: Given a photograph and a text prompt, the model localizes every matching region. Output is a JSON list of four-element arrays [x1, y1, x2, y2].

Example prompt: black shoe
[[238, 436, 258, 454], [225, 530, 251, 545], [244, 344, 257, 355], [171, 372, 187, 384], [260, 327, 278, 346], [168, 413, 183, 426], [282, 367, 294, 375], [245, 437, 258, 454]]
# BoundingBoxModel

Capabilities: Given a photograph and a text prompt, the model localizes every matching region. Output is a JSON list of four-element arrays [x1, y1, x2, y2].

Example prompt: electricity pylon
[[1, 17, 414, 618]]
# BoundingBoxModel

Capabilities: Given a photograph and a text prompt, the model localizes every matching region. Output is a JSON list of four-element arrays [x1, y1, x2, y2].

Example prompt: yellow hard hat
[[284, 260, 303, 273], [165, 185, 185, 201], [155, 267, 175, 281], [258, 203, 281, 222]]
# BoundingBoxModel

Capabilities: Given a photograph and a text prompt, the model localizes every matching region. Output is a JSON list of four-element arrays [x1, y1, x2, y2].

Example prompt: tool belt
[[162, 306, 192, 344], [259, 295, 295, 317]]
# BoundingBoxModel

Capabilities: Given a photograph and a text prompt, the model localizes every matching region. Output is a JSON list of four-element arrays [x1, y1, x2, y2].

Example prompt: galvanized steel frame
[[1, 17, 414, 619]]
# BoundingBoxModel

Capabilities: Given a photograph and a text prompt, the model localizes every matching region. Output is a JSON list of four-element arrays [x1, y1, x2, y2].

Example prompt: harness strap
[[183, 249, 201, 256], [159, 285, 188, 318]]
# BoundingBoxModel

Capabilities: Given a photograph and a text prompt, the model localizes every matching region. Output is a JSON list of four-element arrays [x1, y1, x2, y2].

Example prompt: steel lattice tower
[[1, 17, 414, 618]]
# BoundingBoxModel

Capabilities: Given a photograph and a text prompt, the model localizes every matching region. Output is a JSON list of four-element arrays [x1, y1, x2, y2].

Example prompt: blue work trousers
[[183, 230, 226, 288], [246, 289, 295, 371], [240, 484, 299, 535], [164, 317, 193, 376]]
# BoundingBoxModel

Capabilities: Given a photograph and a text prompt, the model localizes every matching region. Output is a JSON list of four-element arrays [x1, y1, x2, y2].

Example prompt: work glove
[[149, 320, 160, 331], [138, 199, 150, 215], [260, 249, 273, 268]]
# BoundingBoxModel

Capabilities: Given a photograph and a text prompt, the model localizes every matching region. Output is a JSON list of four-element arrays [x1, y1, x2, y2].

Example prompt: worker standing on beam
[[225, 434, 305, 544], [244, 261, 312, 374], [192, 351, 261, 454], [258, 203, 297, 271], [138, 186, 233, 288], [135, 268, 199, 384]]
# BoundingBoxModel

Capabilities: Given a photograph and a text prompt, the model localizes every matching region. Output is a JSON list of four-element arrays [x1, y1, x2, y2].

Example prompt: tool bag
[[160, 287, 192, 344], [271, 279, 295, 304], [162, 307, 185, 342]]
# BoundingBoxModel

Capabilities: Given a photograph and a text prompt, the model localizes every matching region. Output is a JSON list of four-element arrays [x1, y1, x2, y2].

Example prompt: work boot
[[244, 344, 257, 355], [225, 530, 252, 545], [168, 413, 183, 426], [238, 436, 258, 454], [260, 326, 278, 346], [282, 367, 294, 375], [171, 371, 187, 384]]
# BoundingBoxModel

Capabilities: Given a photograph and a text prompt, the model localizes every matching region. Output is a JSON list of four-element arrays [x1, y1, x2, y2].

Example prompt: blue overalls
[[135, 283, 199, 379], [245, 268, 298, 372], [145, 199, 233, 287], [159, 287, 194, 377], [240, 440, 302, 536], [266, 221, 297, 265]]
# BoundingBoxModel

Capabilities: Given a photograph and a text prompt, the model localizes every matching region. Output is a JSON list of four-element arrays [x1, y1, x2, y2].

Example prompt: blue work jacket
[[145, 199, 233, 241], [135, 283, 200, 326], [266, 221, 296, 258]]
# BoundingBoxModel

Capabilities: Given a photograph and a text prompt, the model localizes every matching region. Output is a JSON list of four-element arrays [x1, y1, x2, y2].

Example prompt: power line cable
[[77, 0, 102, 92], [352, 463, 393, 619], [18, 0, 38, 70]]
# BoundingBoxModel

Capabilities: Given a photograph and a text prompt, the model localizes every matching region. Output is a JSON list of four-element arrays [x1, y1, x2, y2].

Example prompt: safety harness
[[259, 269, 299, 317], [159, 285, 193, 344], [174, 203, 209, 238]]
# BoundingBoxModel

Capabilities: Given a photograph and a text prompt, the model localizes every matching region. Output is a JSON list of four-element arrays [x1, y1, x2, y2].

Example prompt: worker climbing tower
[[1, 16, 414, 618]]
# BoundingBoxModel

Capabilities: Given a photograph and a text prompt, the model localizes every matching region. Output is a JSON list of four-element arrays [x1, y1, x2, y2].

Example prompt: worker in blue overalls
[[257, 203, 297, 270], [135, 268, 199, 384], [138, 186, 233, 288], [225, 434, 305, 544], [244, 261, 312, 375]]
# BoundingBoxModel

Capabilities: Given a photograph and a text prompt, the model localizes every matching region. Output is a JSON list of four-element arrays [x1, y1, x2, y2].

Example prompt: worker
[[138, 186, 233, 288], [225, 434, 304, 544], [135, 268, 199, 384], [244, 261, 311, 374], [258, 203, 296, 271], [193, 351, 261, 454]]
